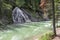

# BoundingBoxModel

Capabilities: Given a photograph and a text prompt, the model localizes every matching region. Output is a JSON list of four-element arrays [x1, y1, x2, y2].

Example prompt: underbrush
[[38, 31, 54, 40]]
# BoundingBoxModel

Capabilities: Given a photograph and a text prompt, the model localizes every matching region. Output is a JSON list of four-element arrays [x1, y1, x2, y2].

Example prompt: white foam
[[11, 35, 20, 40], [0, 37, 3, 40]]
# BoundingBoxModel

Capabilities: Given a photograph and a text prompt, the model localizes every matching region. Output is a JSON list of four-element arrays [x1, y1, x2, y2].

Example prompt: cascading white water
[[12, 7, 31, 24]]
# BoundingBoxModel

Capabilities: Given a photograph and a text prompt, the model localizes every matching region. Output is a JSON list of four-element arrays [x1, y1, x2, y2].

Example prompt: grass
[[38, 31, 54, 40]]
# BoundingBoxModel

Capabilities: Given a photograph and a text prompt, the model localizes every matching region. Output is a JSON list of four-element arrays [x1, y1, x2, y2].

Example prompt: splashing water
[[12, 7, 31, 24]]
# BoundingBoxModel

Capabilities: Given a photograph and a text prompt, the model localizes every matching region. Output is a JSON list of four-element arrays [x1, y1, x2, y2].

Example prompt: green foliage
[[39, 32, 54, 40], [55, 0, 59, 2], [16, 0, 25, 7], [2, 3, 12, 9], [24, 0, 40, 11], [0, 0, 13, 24]]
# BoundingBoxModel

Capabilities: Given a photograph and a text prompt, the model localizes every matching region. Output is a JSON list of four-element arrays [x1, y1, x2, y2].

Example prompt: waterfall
[[12, 7, 31, 24], [20, 8, 39, 22]]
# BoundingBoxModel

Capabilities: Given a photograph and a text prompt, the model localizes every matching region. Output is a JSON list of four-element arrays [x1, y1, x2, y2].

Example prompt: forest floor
[[52, 28, 60, 40]]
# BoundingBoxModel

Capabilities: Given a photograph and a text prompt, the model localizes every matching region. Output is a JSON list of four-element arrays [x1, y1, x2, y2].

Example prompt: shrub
[[38, 31, 54, 40]]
